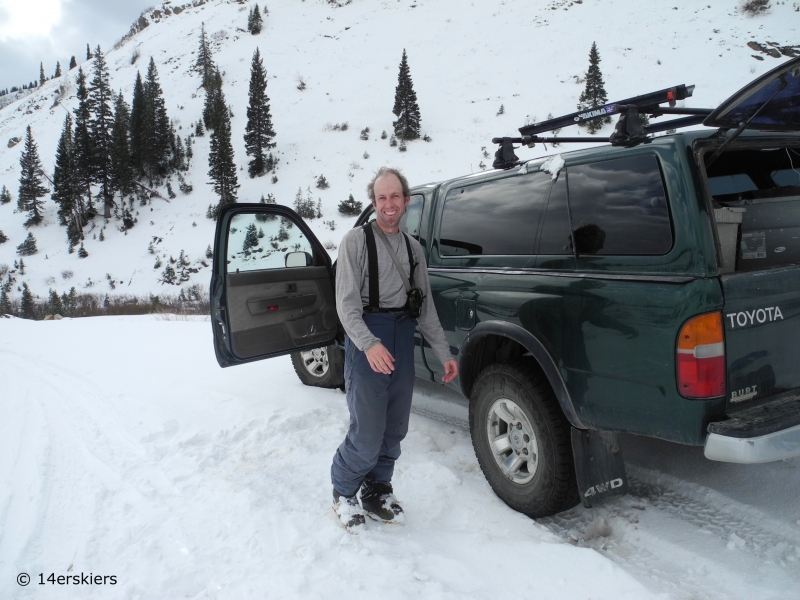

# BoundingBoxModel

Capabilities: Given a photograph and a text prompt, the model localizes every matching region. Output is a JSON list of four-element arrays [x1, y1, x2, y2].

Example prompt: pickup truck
[[210, 57, 800, 518]]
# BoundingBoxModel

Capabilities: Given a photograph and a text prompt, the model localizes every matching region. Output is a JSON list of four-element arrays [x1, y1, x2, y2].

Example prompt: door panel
[[211, 204, 336, 368]]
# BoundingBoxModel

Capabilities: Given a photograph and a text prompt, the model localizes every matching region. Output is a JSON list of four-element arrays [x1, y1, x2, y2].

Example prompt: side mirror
[[285, 251, 313, 268]]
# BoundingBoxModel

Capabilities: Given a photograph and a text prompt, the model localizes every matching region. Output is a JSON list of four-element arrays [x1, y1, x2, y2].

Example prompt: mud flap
[[571, 428, 628, 509]]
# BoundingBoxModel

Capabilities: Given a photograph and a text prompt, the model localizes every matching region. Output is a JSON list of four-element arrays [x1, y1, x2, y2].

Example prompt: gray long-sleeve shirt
[[335, 225, 453, 367]]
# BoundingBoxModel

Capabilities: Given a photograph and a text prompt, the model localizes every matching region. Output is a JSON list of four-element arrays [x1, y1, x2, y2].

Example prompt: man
[[331, 167, 457, 531]]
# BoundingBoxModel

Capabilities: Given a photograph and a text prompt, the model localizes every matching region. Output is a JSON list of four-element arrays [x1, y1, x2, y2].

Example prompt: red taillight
[[677, 312, 725, 398]]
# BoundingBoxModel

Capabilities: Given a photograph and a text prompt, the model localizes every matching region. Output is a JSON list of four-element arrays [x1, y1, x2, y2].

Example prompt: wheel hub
[[300, 347, 329, 378], [486, 397, 539, 485]]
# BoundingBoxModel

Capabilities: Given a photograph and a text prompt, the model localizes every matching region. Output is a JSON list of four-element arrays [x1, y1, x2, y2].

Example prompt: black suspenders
[[362, 223, 416, 312]]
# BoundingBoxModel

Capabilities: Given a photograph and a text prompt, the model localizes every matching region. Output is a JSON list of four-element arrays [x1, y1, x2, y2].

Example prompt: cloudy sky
[[0, 0, 154, 90]]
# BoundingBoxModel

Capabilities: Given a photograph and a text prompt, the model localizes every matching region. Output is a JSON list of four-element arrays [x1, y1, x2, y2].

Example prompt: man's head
[[367, 167, 410, 233]]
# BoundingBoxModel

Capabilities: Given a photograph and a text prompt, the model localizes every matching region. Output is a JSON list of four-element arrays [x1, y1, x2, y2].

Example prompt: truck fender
[[458, 321, 588, 430]]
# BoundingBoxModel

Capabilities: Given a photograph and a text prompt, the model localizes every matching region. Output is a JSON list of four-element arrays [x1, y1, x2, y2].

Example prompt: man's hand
[[442, 360, 458, 383], [365, 343, 395, 374]]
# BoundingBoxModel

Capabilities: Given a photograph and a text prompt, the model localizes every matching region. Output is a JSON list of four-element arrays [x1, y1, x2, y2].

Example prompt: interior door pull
[[286, 283, 297, 293]]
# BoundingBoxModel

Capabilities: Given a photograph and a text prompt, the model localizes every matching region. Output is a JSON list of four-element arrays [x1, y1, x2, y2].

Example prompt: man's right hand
[[365, 343, 395, 375]]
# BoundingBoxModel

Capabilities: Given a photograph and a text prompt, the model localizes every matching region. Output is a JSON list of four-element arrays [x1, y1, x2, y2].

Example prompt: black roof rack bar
[[518, 84, 696, 137], [643, 115, 708, 134]]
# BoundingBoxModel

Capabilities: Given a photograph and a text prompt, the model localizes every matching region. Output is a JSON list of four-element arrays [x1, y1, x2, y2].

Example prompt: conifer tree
[[143, 58, 171, 178], [0, 230, 7, 244], [248, 5, 263, 34], [88, 46, 115, 218], [52, 114, 78, 226], [244, 48, 276, 177], [0, 185, 11, 204], [577, 42, 610, 135], [203, 68, 223, 132], [129, 71, 146, 176], [392, 49, 421, 141], [69, 56, 77, 70], [194, 23, 214, 88], [47, 289, 63, 316], [195, 120, 204, 136], [17, 232, 38, 255], [338, 193, 362, 216], [78, 242, 88, 258], [0, 288, 12, 316], [111, 92, 135, 197], [243, 223, 259, 251], [54, 61, 62, 78], [39, 62, 46, 86], [73, 67, 95, 217], [20, 283, 36, 320], [86, 44, 92, 60], [207, 72, 239, 216], [18, 126, 49, 227]]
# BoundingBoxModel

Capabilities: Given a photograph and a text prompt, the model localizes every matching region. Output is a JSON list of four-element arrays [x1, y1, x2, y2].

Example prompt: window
[[538, 172, 572, 255], [567, 155, 672, 255], [439, 172, 551, 256], [226, 213, 313, 273]]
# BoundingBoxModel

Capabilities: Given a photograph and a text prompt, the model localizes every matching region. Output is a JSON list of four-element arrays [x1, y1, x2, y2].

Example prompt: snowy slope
[[0, 0, 797, 301]]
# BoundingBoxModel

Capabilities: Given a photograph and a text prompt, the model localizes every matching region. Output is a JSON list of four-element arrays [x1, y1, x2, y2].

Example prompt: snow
[[0, 0, 798, 301], [540, 154, 566, 181], [1, 316, 664, 599]]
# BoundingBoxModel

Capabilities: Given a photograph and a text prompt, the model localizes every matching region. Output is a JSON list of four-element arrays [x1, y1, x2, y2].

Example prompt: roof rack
[[492, 84, 714, 169]]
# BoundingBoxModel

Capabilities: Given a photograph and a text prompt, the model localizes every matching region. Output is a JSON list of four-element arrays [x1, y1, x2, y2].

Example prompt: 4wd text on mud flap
[[726, 306, 783, 329], [584, 478, 624, 498]]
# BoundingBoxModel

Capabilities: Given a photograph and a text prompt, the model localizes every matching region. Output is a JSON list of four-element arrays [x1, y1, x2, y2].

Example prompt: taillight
[[677, 312, 725, 398]]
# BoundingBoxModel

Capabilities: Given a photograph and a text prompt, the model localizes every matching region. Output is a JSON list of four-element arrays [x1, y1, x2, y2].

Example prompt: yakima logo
[[726, 306, 783, 329], [584, 478, 624, 497], [575, 105, 615, 121]]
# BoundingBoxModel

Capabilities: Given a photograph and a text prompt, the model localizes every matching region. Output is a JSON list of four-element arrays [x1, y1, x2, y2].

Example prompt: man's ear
[[404, 196, 410, 206]]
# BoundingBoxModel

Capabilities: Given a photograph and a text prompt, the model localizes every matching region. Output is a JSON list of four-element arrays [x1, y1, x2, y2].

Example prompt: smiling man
[[331, 166, 457, 531]]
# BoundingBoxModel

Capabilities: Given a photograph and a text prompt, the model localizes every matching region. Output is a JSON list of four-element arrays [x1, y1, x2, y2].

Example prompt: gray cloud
[[0, 0, 154, 91]]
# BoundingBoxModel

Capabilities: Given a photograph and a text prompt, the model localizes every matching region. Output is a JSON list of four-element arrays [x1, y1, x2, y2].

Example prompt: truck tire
[[469, 359, 579, 518], [290, 345, 345, 389]]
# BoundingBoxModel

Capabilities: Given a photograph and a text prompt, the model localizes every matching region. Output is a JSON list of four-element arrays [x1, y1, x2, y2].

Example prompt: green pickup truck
[[210, 57, 800, 518]]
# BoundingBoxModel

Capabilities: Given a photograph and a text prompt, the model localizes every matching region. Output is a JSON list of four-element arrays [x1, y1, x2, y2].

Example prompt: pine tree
[[194, 23, 214, 88], [19, 259, 25, 275], [205, 244, 213, 259], [0, 230, 7, 244], [54, 61, 62, 78], [52, 114, 79, 226], [17, 232, 38, 256], [338, 193, 362, 216], [0, 185, 11, 204], [203, 68, 223, 132], [129, 71, 146, 176], [88, 46, 115, 218], [195, 120, 204, 137], [244, 48, 276, 178], [78, 242, 88, 258], [0, 288, 12, 315], [39, 62, 46, 86], [142, 58, 172, 178], [18, 126, 49, 227], [256, 192, 277, 221], [20, 283, 36, 320], [69, 56, 77, 70], [73, 67, 94, 217], [392, 49, 421, 141], [86, 44, 92, 60], [47, 289, 64, 316], [243, 223, 259, 252], [316, 174, 329, 189], [248, 4, 263, 34], [577, 42, 610, 135], [110, 92, 134, 197], [207, 73, 239, 215]]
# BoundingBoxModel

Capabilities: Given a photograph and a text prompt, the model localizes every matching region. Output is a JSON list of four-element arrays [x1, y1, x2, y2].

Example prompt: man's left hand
[[442, 360, 458, 383]]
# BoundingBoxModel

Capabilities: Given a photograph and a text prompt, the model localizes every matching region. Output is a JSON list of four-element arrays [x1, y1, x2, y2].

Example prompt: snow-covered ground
[[2, 316, 799, 599]]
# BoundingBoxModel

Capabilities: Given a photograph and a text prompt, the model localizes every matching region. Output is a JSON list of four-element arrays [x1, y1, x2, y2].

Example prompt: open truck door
[[210, 203, 337, 368]]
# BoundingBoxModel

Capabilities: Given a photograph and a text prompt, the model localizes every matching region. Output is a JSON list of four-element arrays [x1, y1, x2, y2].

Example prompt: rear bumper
[[704, 390, 800, 463]]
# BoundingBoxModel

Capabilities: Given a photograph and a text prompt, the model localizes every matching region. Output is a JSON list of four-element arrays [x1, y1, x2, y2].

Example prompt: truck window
[[226, 213, 313, 273], [537, 172, 572, 255], [567, 155, 673, 255], [439, 172, 551, 256]]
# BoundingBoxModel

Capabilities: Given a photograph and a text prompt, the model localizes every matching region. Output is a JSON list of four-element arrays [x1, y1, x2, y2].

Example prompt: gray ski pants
[[331, 311, 416, 497]]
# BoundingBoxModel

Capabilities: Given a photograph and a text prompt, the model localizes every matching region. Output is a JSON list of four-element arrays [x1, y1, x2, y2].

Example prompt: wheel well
[[460, 334, 545, 398]]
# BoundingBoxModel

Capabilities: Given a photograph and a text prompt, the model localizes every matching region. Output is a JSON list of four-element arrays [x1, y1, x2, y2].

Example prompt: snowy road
[[1, 316, 798, 599]]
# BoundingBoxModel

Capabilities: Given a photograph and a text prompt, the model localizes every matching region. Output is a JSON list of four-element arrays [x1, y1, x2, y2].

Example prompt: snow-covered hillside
[[0, 0, 797, 301]]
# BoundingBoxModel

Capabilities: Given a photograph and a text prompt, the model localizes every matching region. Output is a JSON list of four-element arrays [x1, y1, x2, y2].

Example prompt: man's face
[[372, 174, 409, 233]]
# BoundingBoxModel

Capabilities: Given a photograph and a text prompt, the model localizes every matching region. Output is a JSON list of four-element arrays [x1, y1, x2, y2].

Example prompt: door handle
[[286, 283, 297, 293]]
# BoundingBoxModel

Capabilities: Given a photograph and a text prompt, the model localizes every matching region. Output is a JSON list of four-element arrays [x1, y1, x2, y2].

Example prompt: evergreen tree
[[248, 4, 263, 34], [20, 283, 36, 320], [88, 46, 115, 218], [0, 289, 12, 315], [203, 68, 223, 132], [54, 61, 62, 78], [207, 73, 239, 215], [52, 114, 79, 226], [69, 56, 77, 70], [243, 223, 259, 252], [0, 185, 11, 204], [73, 67, 94, 217], [577, 42, 610, 135], [0, 230, 7, 244], [39, 62, 46, 86], [86, 44, 92, 60], [18, 126, 49, 227], [244, 48, 276, 178], [129, 71, 146, 176], [392, 49, 421, 141], [256, 192, 277, 221], [78, 242, 88, 258], [195, 120, 204, 136], [143, 58, 171, 178], [194, 23, 214, 88], [110, 92, 135, 197], [17, 232, 38, 256], [338, 193, 362, 216], [47, 289, 63, 316]]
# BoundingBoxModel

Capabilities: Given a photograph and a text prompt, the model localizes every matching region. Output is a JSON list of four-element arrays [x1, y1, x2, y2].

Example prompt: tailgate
[[722, 266, 800, 405]]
